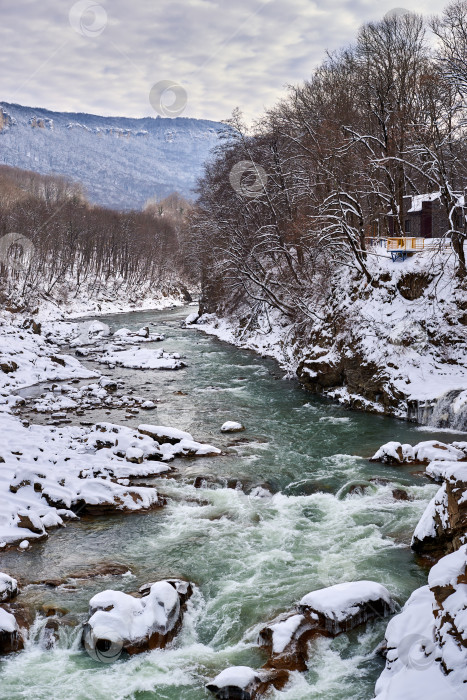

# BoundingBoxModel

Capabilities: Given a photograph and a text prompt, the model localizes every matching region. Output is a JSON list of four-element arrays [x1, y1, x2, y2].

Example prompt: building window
[[404, 219, 411, 234]]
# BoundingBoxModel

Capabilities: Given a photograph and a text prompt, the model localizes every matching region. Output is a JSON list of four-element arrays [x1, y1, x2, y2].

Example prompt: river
[[1, 305, 464, 700]]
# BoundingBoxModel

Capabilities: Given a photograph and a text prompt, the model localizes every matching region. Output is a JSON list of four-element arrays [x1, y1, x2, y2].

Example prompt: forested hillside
[[0, 165, 193, 316], [0, 102, 223, 209]]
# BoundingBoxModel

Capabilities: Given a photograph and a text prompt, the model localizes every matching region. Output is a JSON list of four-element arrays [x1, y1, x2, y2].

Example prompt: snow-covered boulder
[[112, 327, 164, 344], [298, 580, 394, 634], [370, 440, 466, 465], [0, 607, 23, 654], [206, 666, 289, 699], [412, 461, 467, 555], [375, 546, 467, 698], [70, 320, 111, 347], [137, 424, 221, 458], [83, 579, 193, 657], [259, 581, 395, 672], [259, 613, 310, 671], [97, 347, 186, 370], [138, 424, 194, 444], [184, 312, 199, 326], [0, 573, 18, 603], [220, 421, 245, 433]]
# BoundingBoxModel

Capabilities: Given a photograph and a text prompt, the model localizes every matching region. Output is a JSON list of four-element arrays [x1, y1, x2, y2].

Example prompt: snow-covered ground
[[34, 286, 188, 324]]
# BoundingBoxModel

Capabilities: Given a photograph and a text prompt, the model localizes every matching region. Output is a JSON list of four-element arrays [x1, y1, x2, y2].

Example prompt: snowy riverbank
[[1, 304, 466, 699], [0, 310, 219, 550], [189, 249, 467, 430]]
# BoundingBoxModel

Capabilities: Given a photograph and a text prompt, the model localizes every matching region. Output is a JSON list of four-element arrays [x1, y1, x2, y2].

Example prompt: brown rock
[[392, 488, 411, 501], [17, 513, 45, 535], [0, 361, 18, 374], [397, 272, 432, 301]]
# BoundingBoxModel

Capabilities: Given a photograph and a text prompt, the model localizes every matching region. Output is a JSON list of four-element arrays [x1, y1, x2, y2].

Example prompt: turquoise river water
[[1, 305, 465, 700]]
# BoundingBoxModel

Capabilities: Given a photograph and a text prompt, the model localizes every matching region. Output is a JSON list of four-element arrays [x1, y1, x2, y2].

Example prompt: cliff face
[[412, 461, 467, 555], [0, 108, 16, 132], [295, 260, 467, 428], [0, 102, 224, 209]]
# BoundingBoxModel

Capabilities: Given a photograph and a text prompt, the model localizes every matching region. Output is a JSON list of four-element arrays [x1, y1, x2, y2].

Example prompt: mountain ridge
[[0, 101, 225, 209]]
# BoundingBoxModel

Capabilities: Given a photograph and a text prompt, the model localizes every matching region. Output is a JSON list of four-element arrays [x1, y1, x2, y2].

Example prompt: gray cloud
[[1, 0, 444, 123]]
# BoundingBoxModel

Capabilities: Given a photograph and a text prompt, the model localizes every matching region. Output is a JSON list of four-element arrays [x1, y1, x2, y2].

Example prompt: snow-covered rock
[[298, 580, 394, 631], [259, 581, 395, 672], [0, 315, 97, 396], [83, 579, 193, 656], [25, 376, 153, 416], [138, 424, 193, 444], [0, 573, 18, 603], [184, 312, 199, 326], [412, 461, 467, 555], [206, 666, 289, 699], [375, 547, 467, 699], [370, 440, 466, 465], [0, 607, 22, 654], [69, 320, 111, 347], [220, 421, 245, 433], [97, 347, 186, 370]]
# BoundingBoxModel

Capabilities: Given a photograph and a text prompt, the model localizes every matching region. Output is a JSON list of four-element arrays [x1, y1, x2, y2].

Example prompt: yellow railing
[[387, 237, 451, 252]]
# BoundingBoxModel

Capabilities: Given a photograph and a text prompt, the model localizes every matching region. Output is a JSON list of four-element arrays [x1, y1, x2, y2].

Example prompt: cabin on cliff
[[387, 191, 467, 238]]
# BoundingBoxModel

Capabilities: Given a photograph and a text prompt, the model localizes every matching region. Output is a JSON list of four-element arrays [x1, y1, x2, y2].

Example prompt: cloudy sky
[[1, 0, 444, 124]]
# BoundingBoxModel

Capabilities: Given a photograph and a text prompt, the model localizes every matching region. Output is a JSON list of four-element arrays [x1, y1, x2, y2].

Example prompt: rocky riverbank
[[0, 309, 221, 652], [371, 438, 467, 698]]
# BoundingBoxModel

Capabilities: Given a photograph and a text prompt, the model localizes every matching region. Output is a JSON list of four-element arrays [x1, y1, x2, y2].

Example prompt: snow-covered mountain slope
[[0, 102, 224, 209]]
